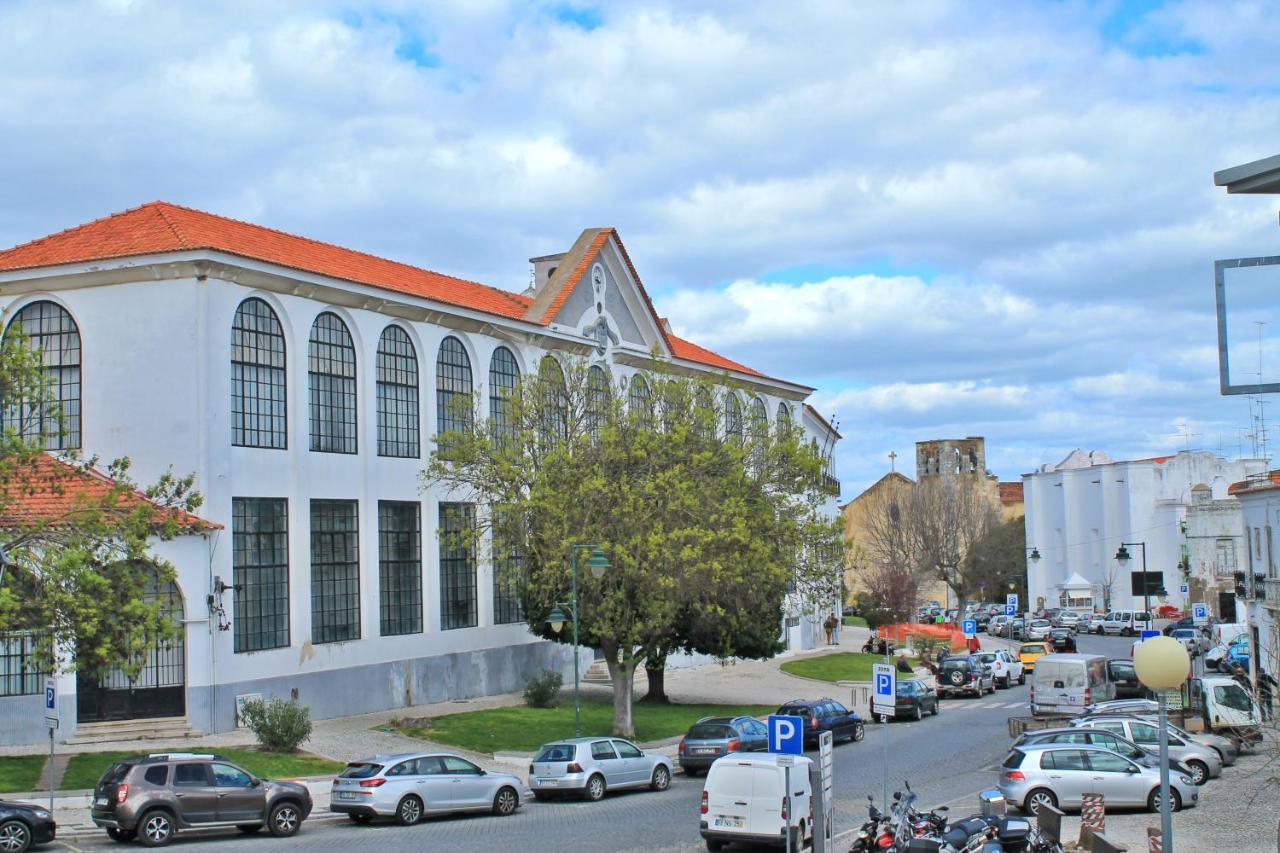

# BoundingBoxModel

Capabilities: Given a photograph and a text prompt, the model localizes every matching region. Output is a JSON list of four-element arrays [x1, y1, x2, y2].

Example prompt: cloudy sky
[[3, 0, 1280, 495]]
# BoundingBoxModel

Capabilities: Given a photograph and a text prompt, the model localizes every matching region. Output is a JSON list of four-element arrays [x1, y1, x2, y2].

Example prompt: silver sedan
[[331, 752, 523, 825], [528, 737, 673, 801]]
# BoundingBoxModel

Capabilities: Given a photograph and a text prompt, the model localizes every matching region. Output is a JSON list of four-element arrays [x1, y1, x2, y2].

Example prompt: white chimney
[[526, 253, 565, 297]]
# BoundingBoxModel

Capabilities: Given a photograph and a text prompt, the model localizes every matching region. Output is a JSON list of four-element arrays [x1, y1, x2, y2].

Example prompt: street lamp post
[[1115, 542, 1159, 625], [546, 545, 611, 738], [1134, 636, 1191, 852]]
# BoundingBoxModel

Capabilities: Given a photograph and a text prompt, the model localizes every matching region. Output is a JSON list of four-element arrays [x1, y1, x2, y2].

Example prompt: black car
[[1048, 628, 1077, 653], [1162, 615, 1220, 636], [775, 698, 865, 746], [887, 679, 939, 721], [0, 799, 57, 852], [1107, 659, 1146, 699], [677, 715, 768, 776]]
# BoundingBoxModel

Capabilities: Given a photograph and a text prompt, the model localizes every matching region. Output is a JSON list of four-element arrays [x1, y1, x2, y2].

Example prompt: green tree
[[962, 515, 1027, 605], [426, 360, 841, 735], [0, 321, 203, 680]]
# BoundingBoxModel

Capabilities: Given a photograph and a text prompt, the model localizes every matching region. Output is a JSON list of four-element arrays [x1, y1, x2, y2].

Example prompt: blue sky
[[1, 0, 1279, 495]]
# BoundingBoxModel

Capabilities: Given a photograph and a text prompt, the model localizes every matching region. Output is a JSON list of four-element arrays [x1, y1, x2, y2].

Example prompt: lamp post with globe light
[[545, 545, 611, 738], [1134, 635, 1191, 852]]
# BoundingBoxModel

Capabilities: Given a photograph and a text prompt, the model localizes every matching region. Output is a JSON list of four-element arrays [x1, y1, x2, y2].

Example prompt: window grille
[[232, 498, 290, 653], [439, 503, 477, 630], [379, 501, 422, 635], [436, 337, 473, 442], [308, 313, 357, 453], [2, 301, 81, 449], [0, 632, 46, 697], [488, 346, 520, 446], [722, 392, 743, 447], [311, 499, 360, 644], [231, 298, 287, 449], [492, 509, 525, 624], [629, 374, 653, 430], [376, 326, 419, 458], [586, 365, 610, 439]]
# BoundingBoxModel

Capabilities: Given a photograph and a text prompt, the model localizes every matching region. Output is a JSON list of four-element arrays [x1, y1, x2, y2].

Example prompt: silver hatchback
[[528, 737, 673, 801], [1070, 716, 1225, 783], [331, 753, 523, 825], [999, 744, 1198, 815]]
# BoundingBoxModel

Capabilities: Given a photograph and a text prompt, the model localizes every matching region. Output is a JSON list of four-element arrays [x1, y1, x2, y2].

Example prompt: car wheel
[[348, 813, 373, 823], [1018, 671, 1026, 685], [236, 824, 263, 834], [1122, 627, 1132, 637], [1185, 759, 1209, 786], [1024, 788, 1057, 815], [584, 774, 606, 801], [853, 721, 865, 741], [106, 826, 137, 842], [138, 810, 175, 848], [493, 786, 520, 815], [931, 699, 939, 716], [396, 795, 424, 826], [914, 704, 923, 722], [268, 801, 303, 837], [650, 765, 671, 791], [0, 820, 31, 853], [1148, 786, 1181, 813]]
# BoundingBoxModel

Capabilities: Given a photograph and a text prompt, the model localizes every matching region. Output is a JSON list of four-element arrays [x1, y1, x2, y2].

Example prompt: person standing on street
[[823, 613, 837, 645]]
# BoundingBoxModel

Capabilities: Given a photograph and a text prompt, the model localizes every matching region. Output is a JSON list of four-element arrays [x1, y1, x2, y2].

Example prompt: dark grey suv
[[90, 753, 313, 847]]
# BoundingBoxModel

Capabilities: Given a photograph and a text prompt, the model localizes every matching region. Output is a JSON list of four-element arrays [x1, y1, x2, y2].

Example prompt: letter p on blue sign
[[767, 714, 805, 755]]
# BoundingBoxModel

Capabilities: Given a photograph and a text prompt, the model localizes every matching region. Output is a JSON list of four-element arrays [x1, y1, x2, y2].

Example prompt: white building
[[1022, 449, 1265, 616], [1228, 475, 1280, 681], [0, 202, 840, 745]]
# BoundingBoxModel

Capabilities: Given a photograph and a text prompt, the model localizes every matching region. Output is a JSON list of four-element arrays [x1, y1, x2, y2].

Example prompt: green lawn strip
[[780, 652, 919, 683], [842, 615, 867, 628], [387, 701, 777, 755], [0, 755, 48, 793], [59, 747, 344, 790]]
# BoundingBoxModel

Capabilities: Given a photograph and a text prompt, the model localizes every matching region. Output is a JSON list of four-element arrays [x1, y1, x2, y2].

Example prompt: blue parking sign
[[962, 619, 977, 637], [1004, 604, 1016, 616], [44, 680, 55, 711], [767, 714, 804, 755]]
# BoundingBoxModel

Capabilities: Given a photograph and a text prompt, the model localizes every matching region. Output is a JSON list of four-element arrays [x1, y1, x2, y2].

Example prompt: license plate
[[715, 817, 744, 828], [694, 748, 717, 755], [336, 792, 358, 800], [537, 778, 559, 787], [94, 797, 108, 807]]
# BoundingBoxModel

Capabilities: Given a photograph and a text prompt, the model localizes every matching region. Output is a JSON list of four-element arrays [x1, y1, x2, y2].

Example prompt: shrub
[[239, 698, 313, 752], [523, 669, 563, 708]]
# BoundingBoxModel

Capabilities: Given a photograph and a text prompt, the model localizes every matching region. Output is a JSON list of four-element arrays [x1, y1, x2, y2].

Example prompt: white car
[[331, 752, 523, 824], [1169, 628, 1207, 656], [1100, 610, 1153, 636], [975, 649, 1025, 688], [1054, 611, 1082, 631], [1025, 619, 1053, 640]]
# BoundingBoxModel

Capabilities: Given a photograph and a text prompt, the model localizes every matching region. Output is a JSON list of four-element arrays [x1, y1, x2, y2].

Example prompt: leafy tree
[[0, 322, 203, 680], [962, 515, 1027, 606], [426, 360, 842, 735]]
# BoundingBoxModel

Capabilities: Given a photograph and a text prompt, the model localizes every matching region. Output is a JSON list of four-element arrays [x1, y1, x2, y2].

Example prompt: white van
[[1029, 653, 1115, 716], [700, 754, 813, 851], [1100, 610, 1153, 636]]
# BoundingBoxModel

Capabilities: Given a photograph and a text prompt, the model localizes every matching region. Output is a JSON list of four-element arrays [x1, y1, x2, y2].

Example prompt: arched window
[[3, 300, 81, 450], [629, 374, 653, 431], [308, 313, 357, 453], [660, 380, 682, 433], [748, 396, 768, 444], [230, 298, 287, 449], [376, 326, 419, 458], [694, 387, 715, 440], [586, 365, 610, 439], [722, 392, 743, 447], [436, 336, 473, 439], [538, 356, 568, 445], [488, 346, 520, 446], [776, 402, 792, 436]]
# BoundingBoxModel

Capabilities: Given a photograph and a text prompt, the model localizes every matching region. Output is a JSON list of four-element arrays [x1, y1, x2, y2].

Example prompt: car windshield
[[339, 762, 383, 779], [1031, 620, 1050, 627], [779, 706, 813, 717], [534, 744, 577, 762], [686, 724, 734, 740], [976, 654, 997, 664], [1019, 644, 1046, 655]]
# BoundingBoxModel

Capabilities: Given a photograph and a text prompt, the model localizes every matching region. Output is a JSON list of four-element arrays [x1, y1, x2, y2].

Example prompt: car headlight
[[1178, 775, 1193, 785], [31, 810, 49, 819]]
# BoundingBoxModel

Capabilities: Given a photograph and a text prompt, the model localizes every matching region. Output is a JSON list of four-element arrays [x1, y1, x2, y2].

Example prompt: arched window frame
[[776, 402, 792, 436], [436, 336, 474, 440], [376, 325, 419, 458], [308, 312, 358, 454], [586, 365, 610, 439], [694, 386, 715, 441], [538, 355, 568, 446], [488, 346, 521, 447], [722, 391, 743, 447], [230, 297, 287, 449], [629, 374, 653, 431], [3, 300, 82, 450]]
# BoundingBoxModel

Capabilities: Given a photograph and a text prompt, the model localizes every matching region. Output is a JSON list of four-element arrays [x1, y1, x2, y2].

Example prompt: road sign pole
[[783, 763, 792, 853]]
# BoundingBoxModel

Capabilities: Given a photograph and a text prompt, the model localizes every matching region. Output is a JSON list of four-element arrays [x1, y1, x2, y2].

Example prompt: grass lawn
[[385, 700, 778, 754], [780, 652, 917, 683], [60, 747, 344, 790], [842, 615, 867, 628], [0, 755, 48, 793]]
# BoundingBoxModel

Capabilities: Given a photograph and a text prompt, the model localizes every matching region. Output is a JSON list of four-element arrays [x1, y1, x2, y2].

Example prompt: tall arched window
[[628, 374, 653, 431], [488, 346, 520, 446], [776, 402, 792, 436], [230, 298, 287, 449], [586, 365, 610, 439], [694, 387, 715, 440], [722, 392, 743, 447], [748, 396, 768, 469], [538, 356, 568, 446], [3, 300, 81, 450], [376, 326, 419, 458], [436, 336, 473, 439], [308, 312, 357, 453]]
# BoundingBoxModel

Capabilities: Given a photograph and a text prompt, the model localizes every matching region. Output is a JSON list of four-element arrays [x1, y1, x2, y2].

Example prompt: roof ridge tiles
[[150, 201, 193, 247], [0, 200, 162, 258]]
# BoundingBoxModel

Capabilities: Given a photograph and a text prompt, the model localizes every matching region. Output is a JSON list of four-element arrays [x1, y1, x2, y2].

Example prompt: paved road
[[55, 632, 1142, 852]]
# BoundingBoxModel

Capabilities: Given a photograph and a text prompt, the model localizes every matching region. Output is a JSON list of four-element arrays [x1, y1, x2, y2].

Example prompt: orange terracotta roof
[[1228, 470, 1280, 495], [0, 201, 532, 319], [0, 453, 216, 531], [0, 202, 784, 382], [998, 481, 1024, 505]]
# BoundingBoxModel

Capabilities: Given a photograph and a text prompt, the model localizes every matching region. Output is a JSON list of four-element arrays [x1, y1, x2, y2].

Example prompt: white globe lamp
[[1132, 634, 1190, 853]]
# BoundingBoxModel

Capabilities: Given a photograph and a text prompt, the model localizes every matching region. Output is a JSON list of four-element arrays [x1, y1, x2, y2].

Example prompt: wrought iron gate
[[77, 576, 185, 723]]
